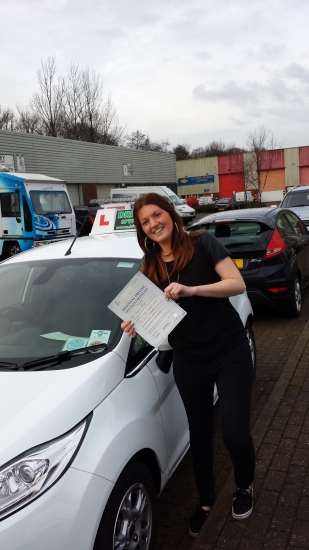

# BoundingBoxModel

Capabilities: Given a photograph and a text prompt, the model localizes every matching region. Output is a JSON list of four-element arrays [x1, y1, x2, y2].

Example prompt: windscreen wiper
[[21, 344, 108, 370], [0, 361, 18, 370]]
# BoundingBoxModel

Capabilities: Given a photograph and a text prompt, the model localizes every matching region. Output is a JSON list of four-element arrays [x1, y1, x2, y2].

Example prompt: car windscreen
[[281, 191, 309, 208], [0, 258, 140, 365], [217, 199, 231, 203], [30, 191, 72, 214], [169, 195, 184, 206], [192, 221, 271, 246]]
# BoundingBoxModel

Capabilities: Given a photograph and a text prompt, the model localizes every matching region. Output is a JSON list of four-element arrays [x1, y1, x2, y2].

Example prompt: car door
[[284, 211, 309, 286], [0, 191, 22, 238], [126, 336, 189, 475]]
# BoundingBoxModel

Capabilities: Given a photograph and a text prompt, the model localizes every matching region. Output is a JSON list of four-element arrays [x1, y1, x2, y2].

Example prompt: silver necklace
[[164, 261, 180, 303]]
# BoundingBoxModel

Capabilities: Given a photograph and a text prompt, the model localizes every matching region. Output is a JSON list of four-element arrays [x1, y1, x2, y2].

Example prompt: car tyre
[[94, 459, 158, 550], [245, 322, 256, 381], [286, 274, 302, 318], [4, 242, 21, 258]]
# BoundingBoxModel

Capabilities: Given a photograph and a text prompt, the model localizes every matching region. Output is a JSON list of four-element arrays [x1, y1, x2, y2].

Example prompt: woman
[[122, 193, 255, 537]]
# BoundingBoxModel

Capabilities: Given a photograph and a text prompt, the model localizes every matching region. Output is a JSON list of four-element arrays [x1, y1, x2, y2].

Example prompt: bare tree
[[98, 95, 125, 145], [191, 141, 245, 159], [62, 62, 85, 140], [30, 56, 65, 137], [244, 126, 282, 201], [125, 130, 169, 152], [16, 105, 41, 134], [0, 107, 16, 130]]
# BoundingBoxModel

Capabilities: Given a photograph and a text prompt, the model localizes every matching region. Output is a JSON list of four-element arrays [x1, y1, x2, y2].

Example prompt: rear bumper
[[244, 269, 295, 309]]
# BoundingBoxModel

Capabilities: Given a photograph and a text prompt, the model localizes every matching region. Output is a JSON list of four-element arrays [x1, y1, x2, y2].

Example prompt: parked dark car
[[189, 207, 309, 316], [214, 198, 239, 211], [74, 205, 97, 236]]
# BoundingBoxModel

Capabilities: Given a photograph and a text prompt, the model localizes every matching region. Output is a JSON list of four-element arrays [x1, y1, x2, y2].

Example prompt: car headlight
[[0, 415, 91, 521]]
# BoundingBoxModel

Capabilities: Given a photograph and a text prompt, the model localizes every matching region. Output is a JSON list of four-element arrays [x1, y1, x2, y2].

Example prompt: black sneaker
[[232, 484, 253, 519], [189, 506, 209, 537]]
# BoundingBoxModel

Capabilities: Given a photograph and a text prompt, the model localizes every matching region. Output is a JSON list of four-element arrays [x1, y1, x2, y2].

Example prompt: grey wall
[[0, 130, 176, 186]]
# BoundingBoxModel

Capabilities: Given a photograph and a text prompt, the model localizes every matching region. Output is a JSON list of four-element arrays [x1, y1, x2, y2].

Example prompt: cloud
[[285, 63, 309, 83], [259, 42, 287, 59], [196, 51, 212, 60], [193, 81, 259, 106]]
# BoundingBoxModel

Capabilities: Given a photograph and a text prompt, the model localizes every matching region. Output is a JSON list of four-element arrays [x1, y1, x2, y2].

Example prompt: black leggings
[[173, 343, 255, 506]]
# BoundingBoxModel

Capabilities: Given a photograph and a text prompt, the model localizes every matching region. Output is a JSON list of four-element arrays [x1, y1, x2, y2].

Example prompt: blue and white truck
[[0, 172, 76, 258]]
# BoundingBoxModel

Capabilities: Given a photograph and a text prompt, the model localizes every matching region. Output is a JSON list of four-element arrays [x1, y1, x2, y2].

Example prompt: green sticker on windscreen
[[117, 262, 135, 268]]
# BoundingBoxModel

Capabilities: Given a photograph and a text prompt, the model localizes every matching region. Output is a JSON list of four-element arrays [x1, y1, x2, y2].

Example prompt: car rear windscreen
[[195, 221, 270, 246]]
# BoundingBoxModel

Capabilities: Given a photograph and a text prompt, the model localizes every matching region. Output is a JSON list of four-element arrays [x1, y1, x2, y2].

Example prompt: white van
[[110, 186, 196, 223]]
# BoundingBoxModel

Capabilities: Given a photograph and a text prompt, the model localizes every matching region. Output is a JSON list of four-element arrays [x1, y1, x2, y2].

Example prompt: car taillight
[[88, 216, 94, 224], [268, 287, 288, 293], [265, 229, 285, 258]]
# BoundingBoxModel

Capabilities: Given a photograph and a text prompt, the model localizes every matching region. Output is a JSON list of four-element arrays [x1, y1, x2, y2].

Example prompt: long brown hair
[[133, 193, 197, 285]]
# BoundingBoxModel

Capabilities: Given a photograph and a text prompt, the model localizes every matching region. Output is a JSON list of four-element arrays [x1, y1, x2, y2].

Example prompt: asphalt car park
[[155, 291, 309, 550], [189, 207, 309, 317], [0, 212, 255, 550]]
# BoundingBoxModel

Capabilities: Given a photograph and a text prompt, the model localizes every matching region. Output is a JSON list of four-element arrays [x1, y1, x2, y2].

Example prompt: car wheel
[[286, 274, 301, 318], [94, 459, 158, 550], [5, 242, 21, 258], [245, 322, 256, 381]]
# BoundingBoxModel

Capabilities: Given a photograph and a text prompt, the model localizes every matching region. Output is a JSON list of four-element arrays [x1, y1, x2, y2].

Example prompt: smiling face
[[138, 204, 174, 248]]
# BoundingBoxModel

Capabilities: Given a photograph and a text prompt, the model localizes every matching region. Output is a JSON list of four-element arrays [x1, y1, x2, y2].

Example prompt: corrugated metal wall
[[259, 149, 284, 170], [218, 154, 244, 174], [299, 146, 309, 167], [284, 148, 299, 187], [0, 130, 176, 186]]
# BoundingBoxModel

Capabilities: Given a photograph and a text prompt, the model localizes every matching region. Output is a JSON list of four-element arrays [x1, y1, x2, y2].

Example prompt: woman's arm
[[164, 256, 245, 301]]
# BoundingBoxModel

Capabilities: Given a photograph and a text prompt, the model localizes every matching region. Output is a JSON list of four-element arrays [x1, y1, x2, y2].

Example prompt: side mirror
[[156, 350, 173, 373], [156, 337, 173, 374]]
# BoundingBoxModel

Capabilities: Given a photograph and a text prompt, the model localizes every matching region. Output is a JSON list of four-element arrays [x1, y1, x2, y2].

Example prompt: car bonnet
[[0, 347, 128, 468]]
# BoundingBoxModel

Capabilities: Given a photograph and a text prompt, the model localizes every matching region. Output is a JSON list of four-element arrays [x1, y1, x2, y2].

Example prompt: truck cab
[[0, 173, 76, 258]]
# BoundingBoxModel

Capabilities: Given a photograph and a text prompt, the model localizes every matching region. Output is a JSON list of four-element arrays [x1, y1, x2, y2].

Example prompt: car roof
[[286, 185, 309, 193], [189, 207, 300, 228], [2, 232, 143, 264]]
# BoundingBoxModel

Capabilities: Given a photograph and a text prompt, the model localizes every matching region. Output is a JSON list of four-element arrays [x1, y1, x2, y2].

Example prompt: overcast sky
[[2, 0, 309, 150]]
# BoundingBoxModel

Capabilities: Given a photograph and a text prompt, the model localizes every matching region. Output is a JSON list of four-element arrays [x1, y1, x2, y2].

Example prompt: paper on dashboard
[[108, 271, 186, 348]]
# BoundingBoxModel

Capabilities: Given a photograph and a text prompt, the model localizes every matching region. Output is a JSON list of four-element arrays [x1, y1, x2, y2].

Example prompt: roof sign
[[90, 209, 136, 235]]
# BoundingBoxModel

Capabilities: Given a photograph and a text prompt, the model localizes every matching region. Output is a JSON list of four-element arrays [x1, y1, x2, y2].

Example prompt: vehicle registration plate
[[233, 259, 244, 268], [219, 208, 224, 211]]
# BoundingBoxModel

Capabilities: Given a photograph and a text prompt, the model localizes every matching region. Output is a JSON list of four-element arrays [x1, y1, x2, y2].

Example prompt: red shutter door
[[300, 167, 309, 185], [219, 173, 245, 197]]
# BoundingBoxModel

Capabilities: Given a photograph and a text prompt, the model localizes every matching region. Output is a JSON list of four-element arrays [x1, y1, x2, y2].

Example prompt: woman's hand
[[164, 283, 195, 301], [121, 320, 137, 338]]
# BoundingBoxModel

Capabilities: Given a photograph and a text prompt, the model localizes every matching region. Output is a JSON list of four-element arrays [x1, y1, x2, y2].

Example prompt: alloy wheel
[[113, 482, 152, 550]]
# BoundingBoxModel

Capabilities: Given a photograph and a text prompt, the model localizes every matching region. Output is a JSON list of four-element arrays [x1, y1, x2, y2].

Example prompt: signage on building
[[178, 175, 215, 186], [15, 153, 25, 172], [0, 155, 15, 172], [123, 163, 134, 176], [0, 154, 26, 172]]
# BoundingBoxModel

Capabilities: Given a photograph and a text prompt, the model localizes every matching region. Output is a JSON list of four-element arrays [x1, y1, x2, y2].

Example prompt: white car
[[0, 219, 255, 550]]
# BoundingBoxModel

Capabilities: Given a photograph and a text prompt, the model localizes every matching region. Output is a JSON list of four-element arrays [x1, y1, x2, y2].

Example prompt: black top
[[159, 231, 247, 361]]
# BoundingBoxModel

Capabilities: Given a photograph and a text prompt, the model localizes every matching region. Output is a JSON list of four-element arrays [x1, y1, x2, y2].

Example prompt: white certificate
[[108, 271, 186, 348]]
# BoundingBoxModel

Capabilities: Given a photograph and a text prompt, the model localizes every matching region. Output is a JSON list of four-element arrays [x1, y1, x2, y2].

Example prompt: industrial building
[[176, 146, 309, 203], [0, 130, 176, 205]]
